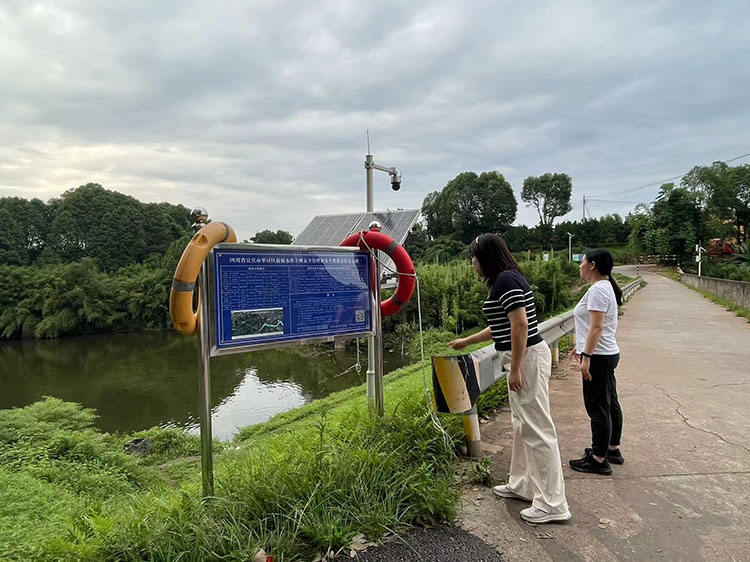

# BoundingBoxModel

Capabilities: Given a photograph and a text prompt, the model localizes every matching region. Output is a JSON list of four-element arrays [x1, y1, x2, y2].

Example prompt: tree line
[[0, 183, 194, 271], [409, 161, 750, 263], [1, 159, 747, 339]]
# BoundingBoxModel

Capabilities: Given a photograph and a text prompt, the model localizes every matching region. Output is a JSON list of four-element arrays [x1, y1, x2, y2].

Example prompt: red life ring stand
[[340, 229, 415, 317]]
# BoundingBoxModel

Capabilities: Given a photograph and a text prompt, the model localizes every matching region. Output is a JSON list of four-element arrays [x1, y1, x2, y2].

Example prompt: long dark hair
[[585, 248, 623, 306], [469, 233, 519, 286]]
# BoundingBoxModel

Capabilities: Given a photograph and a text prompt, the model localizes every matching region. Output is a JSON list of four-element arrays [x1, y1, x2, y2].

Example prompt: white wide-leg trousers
[[501, 340, 569, 515]]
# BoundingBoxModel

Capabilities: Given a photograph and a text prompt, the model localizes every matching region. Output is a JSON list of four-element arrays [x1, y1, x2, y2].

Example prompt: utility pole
[[583, 195, 586, 220]]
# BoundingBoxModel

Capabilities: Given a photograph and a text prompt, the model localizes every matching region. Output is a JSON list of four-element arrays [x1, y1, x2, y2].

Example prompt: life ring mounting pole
[[340, 219, 415, 417], [368, 221, 384, 416], [193, 208, 215, 498]]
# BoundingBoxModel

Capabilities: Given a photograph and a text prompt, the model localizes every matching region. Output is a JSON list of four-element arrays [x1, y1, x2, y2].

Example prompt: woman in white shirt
[[569, 249, 624, 475]]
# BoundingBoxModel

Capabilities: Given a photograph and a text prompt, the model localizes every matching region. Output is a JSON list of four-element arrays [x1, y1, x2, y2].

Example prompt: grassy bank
[[679, 282, 750, 322], [1, 333, 507, 562], [654, 267, 750, 321]]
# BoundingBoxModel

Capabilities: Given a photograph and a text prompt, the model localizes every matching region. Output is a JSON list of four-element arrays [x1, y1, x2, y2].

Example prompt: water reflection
[[0, 331, 406, 440]]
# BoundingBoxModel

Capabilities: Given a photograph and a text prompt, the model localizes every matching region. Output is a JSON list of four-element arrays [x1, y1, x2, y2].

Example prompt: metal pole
[[198, 258, 214, 498], [372, 257, 384, 415], [551, 340, 559, 366], [366, 154, 374, 213], [365, 154, 377, 411], [567, 232, 573, 262], [463, 405, 482, 459]]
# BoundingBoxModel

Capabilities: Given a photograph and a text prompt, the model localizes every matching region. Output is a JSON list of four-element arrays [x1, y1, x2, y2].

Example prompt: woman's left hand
[[580, 356, 592, 381], [568, 348, 580, 364]]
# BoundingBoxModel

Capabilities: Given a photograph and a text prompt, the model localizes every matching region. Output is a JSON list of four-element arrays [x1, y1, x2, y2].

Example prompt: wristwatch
[[580, 352, 592, 358]]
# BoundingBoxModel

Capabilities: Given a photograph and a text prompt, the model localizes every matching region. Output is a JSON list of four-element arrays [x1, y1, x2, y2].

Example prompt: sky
[[1, 0, 749, 240]]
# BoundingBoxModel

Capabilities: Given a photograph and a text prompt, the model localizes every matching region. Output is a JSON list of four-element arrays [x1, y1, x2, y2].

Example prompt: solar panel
[[352, 210, 421, 246], [293, 213, 364, 247], [293, 209, 421, 279]]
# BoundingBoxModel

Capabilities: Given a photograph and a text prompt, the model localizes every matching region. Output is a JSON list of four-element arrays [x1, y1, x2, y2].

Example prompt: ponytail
[[608, 274, 623, 306], [585, 248, 622, 306]]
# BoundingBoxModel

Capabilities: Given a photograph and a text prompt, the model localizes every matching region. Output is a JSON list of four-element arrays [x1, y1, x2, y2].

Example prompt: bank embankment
[[1, 334, 507, 562]]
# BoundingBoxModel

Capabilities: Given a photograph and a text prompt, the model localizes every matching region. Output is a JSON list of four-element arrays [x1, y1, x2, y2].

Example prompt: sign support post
[[180, 208, 377, 500], [198, 256, 215, 498], [189, 209, 216, 499], [370, 241, 384, 416]]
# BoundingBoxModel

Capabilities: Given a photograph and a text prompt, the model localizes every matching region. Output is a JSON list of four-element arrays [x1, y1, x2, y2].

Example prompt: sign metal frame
[[207, 242, 376, 358]]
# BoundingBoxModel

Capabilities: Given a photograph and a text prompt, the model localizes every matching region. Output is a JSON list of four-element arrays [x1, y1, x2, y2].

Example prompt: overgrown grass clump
[[1, 364, 466, 561]]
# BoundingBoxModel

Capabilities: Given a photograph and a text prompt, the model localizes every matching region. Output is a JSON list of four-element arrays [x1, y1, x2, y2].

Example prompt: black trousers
[[582, 354, 622, 458]]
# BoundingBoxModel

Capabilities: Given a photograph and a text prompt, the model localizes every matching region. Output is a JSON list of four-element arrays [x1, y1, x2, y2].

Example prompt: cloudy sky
[[1, 0, 749, 240]]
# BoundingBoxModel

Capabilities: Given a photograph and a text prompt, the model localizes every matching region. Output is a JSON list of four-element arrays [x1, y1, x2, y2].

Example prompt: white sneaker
[[520, 506, 571, 524], [492, 484, 530, 501]]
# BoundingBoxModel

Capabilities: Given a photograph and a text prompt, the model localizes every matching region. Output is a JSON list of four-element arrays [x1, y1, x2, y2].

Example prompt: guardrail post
[[463, 406, 482, 458], [551, 340, 559, 366]]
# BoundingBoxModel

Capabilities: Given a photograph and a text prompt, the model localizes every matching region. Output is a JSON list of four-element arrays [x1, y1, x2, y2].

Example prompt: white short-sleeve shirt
[[574, 280, 620, 355]]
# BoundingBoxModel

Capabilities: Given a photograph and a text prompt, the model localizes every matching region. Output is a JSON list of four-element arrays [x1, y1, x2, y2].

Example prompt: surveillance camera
[[391, 171, 402, 191]]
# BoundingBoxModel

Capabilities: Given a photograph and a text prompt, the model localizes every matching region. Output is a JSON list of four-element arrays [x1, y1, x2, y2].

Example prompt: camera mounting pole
[[364, 151, 401, 416], [365, 154, 401, 211]]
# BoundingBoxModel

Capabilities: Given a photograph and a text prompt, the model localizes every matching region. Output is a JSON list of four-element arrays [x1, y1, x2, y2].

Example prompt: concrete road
[[459, 272, 750, 562]]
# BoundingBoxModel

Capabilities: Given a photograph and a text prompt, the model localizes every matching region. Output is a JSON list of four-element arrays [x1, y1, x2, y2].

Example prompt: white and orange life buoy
[[170, 222, 237, 335], [340, 229, 415, 317]]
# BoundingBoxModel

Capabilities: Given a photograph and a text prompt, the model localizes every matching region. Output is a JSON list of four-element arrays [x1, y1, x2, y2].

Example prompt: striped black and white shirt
[[481, 269, 542, 351]]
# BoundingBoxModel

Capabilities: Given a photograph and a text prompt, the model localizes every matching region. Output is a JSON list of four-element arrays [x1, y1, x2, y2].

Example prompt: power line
[[587, 198, 647, 205], [588, 150, 750, 200]]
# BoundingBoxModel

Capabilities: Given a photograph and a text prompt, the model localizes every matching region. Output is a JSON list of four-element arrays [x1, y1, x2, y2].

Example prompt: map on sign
[[211, 245, 373, 355]]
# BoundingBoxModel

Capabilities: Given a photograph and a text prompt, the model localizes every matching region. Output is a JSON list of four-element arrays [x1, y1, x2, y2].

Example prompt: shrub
[[705, 261, 750, 282]]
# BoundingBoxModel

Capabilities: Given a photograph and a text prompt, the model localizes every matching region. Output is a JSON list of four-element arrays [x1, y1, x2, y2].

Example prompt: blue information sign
[[212, 246, 373, 354]]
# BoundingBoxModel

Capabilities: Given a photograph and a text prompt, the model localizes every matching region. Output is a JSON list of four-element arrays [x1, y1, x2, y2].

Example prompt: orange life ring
[[170, 222, 237, 335], [340, 230, 415, 317]]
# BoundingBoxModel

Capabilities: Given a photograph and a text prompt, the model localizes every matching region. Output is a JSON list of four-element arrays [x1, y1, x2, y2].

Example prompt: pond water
[[0, 331, 407, 440]]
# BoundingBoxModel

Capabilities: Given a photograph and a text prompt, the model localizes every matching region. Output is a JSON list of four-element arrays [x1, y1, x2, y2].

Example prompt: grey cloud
[[1, 0, 749, 238]]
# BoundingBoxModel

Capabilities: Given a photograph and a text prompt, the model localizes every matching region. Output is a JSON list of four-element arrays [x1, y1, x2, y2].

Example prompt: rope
[[355, 232, 453, 449], [338, 336, 363, 377]]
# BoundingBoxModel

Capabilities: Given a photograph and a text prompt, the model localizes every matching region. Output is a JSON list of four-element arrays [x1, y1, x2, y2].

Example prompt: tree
[[403, 223, 429, 262], [38, 183, 191, 270], [421, 171, 517, 242], [632, 184, 707, 257], [503, 225, 537, 252], [251, 230, 293, 244], [521, 173, 573, 229], [682, 162, 750, 244], [423, 237, 466, 263], [421, 191, 453, 238], [0, 197, 50, 265]]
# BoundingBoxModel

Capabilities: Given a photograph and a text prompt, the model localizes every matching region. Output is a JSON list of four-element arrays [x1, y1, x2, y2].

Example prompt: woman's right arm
[[448, 327, 492, 350]]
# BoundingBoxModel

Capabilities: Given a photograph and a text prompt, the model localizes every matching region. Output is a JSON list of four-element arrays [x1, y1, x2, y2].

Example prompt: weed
[[471, 458, 494, 486]]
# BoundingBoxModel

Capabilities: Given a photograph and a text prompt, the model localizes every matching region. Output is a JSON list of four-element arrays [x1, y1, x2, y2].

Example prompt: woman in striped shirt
[[449, 234, 570, 524]]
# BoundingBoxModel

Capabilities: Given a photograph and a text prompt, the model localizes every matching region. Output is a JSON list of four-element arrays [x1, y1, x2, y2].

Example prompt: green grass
[[613, 273, 636, 284], [681, 283, 750, 322], [1, 355, 472, 561], [657, 267, 680, 282], [3, 322, 598, 561]]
